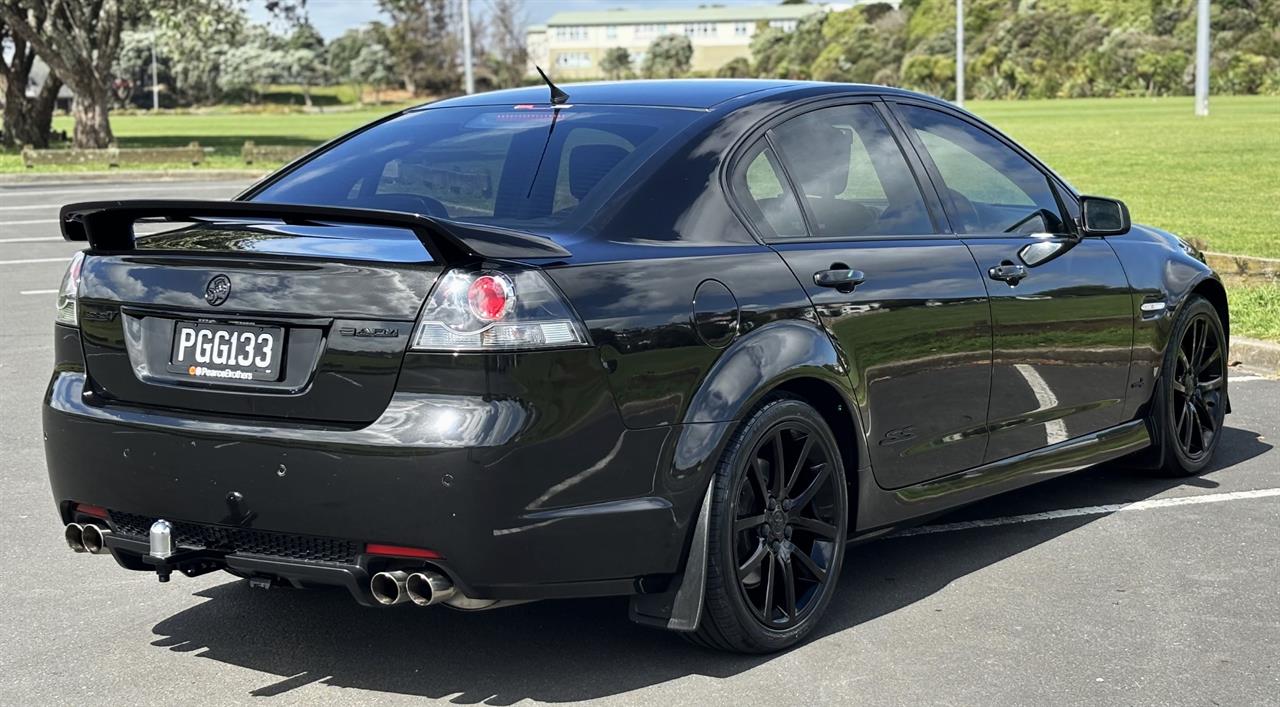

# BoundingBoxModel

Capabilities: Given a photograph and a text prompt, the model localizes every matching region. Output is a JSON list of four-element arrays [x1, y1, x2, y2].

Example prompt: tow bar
[[140, 519, 225, 582]]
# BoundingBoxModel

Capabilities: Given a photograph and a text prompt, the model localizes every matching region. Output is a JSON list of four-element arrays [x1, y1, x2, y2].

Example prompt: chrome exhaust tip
[[405, 571, 456, 607], [64, 523, 86, 553], [82, 523, 111, 554], [370, 571, 411, 606]]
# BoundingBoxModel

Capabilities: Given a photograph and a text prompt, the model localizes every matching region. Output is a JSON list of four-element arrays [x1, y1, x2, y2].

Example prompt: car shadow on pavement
[[149, 425, 1271, 703]]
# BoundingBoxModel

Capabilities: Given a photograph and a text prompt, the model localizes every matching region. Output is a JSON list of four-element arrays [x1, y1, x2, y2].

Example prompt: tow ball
[[141, 519, 224, 582]]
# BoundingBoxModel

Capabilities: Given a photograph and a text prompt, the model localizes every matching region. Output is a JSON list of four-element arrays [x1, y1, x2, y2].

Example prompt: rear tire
[[1151, 295, 1227, 476], [688, 395, 848, 653]]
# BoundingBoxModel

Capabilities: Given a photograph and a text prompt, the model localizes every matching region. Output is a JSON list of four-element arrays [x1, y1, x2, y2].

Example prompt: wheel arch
[[676, 319, 868, 491], [1188, 275, 1230, 345], [633, 322, 869, 632]]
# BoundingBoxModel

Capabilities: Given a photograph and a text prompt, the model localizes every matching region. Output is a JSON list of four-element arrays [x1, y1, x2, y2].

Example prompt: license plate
[[170, 321, 284, 382]]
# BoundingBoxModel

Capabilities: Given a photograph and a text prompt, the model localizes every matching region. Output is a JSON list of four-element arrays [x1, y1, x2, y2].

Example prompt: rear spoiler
[[59, 200, 571, 260]]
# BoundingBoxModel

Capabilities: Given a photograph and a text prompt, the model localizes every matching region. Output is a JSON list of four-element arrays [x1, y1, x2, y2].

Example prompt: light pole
[[1194, 0, 1210, 116], [955, 0, 965, 107], [462, 0, 475, 95], [150, 32, 159, 111]]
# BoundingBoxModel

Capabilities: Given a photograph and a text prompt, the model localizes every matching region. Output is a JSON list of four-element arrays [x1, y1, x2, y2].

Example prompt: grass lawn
[[969, 95, 1280, 259], [1225, 278, 1280, 342], [0, 104, 412, 174]]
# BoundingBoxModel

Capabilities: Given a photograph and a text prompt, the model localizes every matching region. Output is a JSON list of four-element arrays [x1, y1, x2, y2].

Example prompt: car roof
[[420, 79, 935, 111]]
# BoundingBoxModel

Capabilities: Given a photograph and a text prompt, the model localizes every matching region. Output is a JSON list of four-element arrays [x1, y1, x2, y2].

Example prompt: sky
[[247, 0, 780, 38]]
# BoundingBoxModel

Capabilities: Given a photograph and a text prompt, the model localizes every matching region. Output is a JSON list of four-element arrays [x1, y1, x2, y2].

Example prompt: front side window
[[253, 106, 697, 233], [898, 105, 1068, 235], [768, 103, 934, 238]]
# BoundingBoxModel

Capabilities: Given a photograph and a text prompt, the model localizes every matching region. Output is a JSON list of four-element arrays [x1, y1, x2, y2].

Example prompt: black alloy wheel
[[1158, 295, 1227, 476], [692, 396, 848, 653]]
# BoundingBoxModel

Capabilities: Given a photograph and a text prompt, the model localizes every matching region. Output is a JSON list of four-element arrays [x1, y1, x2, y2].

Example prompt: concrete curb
[[0, 169, 267, 186], [1205, 251, 1280, 278], [1232, 337, 1280, 377]]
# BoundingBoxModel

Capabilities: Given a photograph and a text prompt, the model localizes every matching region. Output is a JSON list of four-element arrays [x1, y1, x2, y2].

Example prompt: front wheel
[[690, 396, 848, 653], [1153, 295, 1227, 476]]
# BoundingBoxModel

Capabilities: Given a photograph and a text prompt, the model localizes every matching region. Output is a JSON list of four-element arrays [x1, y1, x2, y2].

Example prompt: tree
[[0, 8, 64, 147], [810, 6, 907, 84], [600, 47, 633, 79], [350, 42, 394, 104], [284, 48, 326, 107], [642, 34, 693, 78], [329, 24, 392, 102], [329, 26, 373, 81], [379, 0, 458, 96], [149, 0, 246, 106], [749, 25, 791, 77], [0, 0, 126, 147], [219, 44, 284, 103], [287, 20, 325, 53], [716, 56, 753, 78], [114, 30, 178, 109], [487, 0, 527, 88]]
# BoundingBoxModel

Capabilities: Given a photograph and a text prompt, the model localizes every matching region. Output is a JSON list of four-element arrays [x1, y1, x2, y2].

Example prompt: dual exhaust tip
[[370, 570, 456, 607], [64, 522, 111, 555]]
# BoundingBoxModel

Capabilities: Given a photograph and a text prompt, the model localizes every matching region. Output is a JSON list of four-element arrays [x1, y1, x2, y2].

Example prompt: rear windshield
[[251, 105, 699, 232]]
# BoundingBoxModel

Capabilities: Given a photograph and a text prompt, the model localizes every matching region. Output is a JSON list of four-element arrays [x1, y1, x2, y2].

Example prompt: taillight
[[411, 268, 589, 351], [55, 251, 86, 327]]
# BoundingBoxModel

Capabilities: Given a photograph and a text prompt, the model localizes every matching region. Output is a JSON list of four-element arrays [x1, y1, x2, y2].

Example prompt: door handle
[[988, 262, 1028, 285], [814, 268, 866, 293]]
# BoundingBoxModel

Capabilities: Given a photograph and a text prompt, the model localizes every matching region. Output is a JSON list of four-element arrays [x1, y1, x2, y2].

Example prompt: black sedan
[[45, 80, 1229, 653]]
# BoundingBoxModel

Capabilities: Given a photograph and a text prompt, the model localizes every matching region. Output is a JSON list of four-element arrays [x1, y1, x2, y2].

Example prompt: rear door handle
[[988, 262, 1028, 285], [813, 268, 866, 292]]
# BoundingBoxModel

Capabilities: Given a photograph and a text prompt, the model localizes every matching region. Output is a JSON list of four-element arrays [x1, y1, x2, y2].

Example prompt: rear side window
[[252, 106, 697, 232], [734, 142, 807, 238], [769, 104, 934, 238], [898, 105, 1068, 235]]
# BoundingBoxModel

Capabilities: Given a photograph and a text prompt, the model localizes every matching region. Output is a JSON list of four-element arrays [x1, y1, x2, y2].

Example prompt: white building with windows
[[526, 4, 856, 79]]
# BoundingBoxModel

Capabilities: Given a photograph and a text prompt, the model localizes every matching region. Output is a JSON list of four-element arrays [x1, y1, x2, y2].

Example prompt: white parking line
[[0, 236, 62, 243], [895, 488, 1280, 537], [2, 219, 60, 226], [19, 289, 58, 295], [0, 257, 68, 265]]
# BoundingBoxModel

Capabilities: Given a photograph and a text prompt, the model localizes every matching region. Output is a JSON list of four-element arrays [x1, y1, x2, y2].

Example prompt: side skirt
[[855, 419, 1151, 532]]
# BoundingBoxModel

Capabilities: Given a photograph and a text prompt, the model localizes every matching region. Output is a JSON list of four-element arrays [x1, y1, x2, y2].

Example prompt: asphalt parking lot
[[1, 179, 1277, 706]]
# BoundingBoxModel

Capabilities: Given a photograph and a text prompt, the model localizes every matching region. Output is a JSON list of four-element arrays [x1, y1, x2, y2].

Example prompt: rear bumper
[[45, 362, 698, 601]]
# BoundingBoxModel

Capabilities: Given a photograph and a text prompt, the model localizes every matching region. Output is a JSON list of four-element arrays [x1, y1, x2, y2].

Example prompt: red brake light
[[467, 274, 514, 322]]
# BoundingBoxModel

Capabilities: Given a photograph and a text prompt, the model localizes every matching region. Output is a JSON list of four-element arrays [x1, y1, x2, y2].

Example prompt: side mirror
[[1079, 196, 1130, 236]]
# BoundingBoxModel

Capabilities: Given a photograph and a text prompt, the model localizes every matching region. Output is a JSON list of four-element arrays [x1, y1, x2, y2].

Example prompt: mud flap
[[628, 481, 713, 631]]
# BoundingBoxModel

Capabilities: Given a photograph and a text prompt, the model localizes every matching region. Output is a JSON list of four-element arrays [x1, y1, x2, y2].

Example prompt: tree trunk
[[34, 74, 63, 140], [71, 85, 113, 148], [1, 69, 62, 148]]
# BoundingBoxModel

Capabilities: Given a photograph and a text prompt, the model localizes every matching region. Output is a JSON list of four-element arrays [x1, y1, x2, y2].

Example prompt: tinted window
[[734, 141, 806, 238], [769, 104, 934, 237], [253, 106, 698, 231], [899, 106, 1068, 235]]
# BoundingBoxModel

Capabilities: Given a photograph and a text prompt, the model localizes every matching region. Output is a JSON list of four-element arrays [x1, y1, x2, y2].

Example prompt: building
[[526, 4, 855, 80]]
